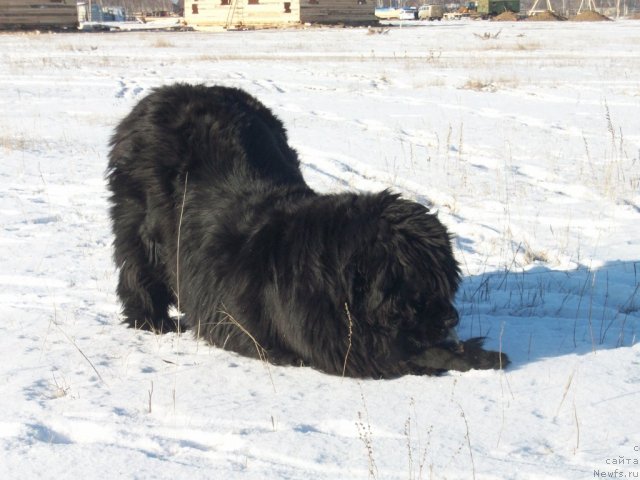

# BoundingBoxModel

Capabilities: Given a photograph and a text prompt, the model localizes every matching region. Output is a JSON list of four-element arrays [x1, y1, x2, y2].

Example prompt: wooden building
[[185, 0, 376, 28], [0, 0, 77, 28]]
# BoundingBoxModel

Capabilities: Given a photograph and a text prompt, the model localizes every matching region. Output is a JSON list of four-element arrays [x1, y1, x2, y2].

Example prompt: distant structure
[[576, 0, 599, 12], [77, 2, 127, 22], [528, 0, 554, 13], [0, 0, 77, 29], [522, 0, 638, 16], [185, 0, 376, 28]]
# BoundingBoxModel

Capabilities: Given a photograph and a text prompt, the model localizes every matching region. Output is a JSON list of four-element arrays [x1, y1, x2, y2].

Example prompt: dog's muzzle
[[443, 327, 464, 352], [442, 309, 463, 352]]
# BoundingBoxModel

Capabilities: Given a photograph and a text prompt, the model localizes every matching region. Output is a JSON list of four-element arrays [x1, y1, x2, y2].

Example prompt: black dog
[[107, 84, 508, 378]]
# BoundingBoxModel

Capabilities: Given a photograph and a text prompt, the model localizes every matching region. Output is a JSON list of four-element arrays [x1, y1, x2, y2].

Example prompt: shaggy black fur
[[106, 83, 509, 378]]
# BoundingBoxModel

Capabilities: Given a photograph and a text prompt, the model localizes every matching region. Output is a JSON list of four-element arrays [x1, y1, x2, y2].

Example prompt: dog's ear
[[375, 191, 449, 250], [339, 192, 411, 323], [349, 191, 460, 299], [340, 191, 461, 325]]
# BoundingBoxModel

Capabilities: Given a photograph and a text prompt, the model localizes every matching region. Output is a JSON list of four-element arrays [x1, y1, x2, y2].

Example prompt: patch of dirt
[[570, 10, 612, 21], [493, 11, 519, 21], [526, 10, 567, 21]]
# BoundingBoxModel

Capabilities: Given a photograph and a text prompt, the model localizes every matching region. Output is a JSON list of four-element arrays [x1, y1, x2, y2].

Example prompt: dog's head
[[343, 192, 461, 357]]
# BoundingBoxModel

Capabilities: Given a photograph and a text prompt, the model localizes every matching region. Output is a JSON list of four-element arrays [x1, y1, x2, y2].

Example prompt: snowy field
[[1, 20, 639, 479]]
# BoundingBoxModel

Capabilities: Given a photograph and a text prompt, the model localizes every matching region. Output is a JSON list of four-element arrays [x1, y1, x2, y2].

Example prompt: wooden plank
[[187, 2, 301, 26], [0, 0, 75, 7], [0, 7, 76, 14], [0, 1, 77, 27], [0, 0, 66, 3], [0, 8, 76, 14], [0, 17, 76, 25], [301, 1, 375, 22], [0, 14, 74, 19]]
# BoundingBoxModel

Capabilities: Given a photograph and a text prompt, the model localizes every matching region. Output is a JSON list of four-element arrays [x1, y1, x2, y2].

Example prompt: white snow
[[1, 20, 639, 479]]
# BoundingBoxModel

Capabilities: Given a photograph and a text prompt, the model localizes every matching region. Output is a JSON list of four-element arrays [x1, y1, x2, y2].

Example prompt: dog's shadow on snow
[[455, 260, 639, 370]]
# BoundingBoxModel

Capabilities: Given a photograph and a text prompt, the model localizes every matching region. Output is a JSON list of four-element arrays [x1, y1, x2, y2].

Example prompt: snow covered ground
[[1, 20, 639, 479]]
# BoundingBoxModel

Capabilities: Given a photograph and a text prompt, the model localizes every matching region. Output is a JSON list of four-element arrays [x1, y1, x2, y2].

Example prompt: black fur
[[106, 83, 508, 378]]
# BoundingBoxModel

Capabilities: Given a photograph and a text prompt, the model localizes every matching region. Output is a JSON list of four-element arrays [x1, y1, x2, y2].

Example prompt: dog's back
[[106, 84, 306, 332], [108, 84, 303, 194]]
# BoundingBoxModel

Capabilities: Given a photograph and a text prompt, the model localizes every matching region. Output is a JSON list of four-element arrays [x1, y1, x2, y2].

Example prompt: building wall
[[186, 0, 301, 27], [300, 0, 375, 23], [185, 0, 375, 27], [0, 0, 77, 28]]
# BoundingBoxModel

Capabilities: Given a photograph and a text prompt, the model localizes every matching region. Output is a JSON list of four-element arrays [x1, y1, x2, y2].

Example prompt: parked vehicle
[[374, 7, 401, 19], [399, 7, 418, 20], [476, 0, 520, 15], [418, 4, 444, 20], [443, 11, 463, 19]]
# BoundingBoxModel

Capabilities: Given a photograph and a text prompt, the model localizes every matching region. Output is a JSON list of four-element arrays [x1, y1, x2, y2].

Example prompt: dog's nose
[[443, 327, 461, 346], [444, 310, 459, 328]]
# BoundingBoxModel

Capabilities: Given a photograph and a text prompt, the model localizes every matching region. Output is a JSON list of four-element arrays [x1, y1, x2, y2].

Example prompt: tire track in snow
[[297, 145, 458, 215], [115, 78, 145, 100]]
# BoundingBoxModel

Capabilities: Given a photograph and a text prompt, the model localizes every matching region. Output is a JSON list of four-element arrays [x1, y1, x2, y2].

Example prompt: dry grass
[[50, 372, 71, 399], [356, 389, 378, 480], [341, 303, 353, 377], [514, 41, 542, 50], [521, 241, 550, 265], [405, 397, 431, 480], [57, 43, 98, 52], [580, 101, 639, 202], [458, 403, 476, 480], [216, 307, 277, 392], [151, 37, 175, 48], [461, 79, 497, 93], [461, 76, 520, 92]]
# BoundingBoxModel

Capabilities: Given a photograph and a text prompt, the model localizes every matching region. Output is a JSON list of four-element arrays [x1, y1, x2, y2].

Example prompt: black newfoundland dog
[[107, 83, 508, 378]]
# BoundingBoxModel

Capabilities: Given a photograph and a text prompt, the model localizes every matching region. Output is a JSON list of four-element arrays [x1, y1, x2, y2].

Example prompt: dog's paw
[[408, 337, 509, 374], [460, 337, 510, 370]]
